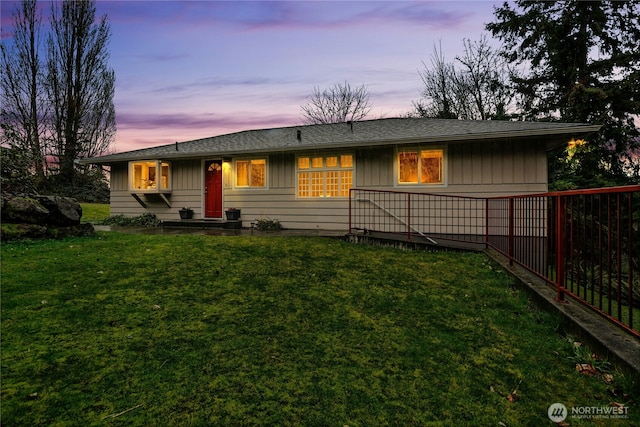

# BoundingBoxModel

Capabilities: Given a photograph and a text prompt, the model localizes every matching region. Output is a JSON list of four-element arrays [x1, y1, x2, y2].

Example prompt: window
[[130, 160, 171, 192], [297, 154, 353, 198], [235, 159, 266, 188], [398, 148, 444, 185]]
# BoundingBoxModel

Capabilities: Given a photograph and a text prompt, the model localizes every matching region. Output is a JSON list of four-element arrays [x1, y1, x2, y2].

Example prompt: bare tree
[[0, 0, 48, 183], [301, 81, 372, 124], [413, 36, 514, 120], [416, 41, 458, 119], [46, 0, 115, 184]]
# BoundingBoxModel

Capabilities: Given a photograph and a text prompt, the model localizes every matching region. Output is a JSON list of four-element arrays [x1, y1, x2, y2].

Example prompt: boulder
[[0, 223, 48, 240], [2, 195, 50, 225], [0, 193, 94, 240], [33, 195, 82, 226]]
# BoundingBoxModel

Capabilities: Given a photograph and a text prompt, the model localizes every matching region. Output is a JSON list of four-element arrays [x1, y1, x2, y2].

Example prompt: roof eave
[[79, 124, 601, 165]]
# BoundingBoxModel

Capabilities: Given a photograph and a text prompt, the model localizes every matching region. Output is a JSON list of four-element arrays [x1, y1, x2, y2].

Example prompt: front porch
[[162, 219, 242, 229]]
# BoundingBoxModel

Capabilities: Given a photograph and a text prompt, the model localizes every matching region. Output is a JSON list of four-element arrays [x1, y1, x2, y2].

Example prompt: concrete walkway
[[93, 224, 347, 238]]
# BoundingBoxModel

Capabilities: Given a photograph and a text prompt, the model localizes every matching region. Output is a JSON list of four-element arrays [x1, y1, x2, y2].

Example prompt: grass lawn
[[1, 233, 637, 426], [79, 203, 110, 224]]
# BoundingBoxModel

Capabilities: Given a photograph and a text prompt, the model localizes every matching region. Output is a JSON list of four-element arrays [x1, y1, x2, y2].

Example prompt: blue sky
[[1, 1, 500, 153]]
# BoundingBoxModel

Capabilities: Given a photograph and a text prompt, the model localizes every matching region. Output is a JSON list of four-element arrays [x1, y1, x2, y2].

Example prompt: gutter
[[79, 124, 602, 165]]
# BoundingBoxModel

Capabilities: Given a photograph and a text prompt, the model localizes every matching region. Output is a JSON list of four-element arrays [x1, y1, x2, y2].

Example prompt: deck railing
[[349, 186, 640, 337]]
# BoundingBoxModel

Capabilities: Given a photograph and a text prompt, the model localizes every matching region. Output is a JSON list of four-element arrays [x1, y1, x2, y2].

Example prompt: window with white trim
[[397, 148, 444, 185], [235, 158, 266, 188], [129, 160, 171, 192], [297, 154, 353, 198]]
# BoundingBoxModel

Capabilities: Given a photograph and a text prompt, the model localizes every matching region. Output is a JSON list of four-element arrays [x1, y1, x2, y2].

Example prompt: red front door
[[205, 161, 223, 218]]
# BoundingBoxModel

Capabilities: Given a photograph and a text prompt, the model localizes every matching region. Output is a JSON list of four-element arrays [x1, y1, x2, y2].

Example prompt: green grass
[[1, 233, 638, 426], [80, 203, 110, 224]]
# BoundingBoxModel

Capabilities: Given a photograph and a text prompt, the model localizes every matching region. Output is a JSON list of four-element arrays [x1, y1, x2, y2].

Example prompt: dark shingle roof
[[81, 117, 600, 164]]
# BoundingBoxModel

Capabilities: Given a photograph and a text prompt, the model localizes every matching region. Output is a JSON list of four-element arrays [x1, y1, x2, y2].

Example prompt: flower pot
[[179, 209, 193, 220], [225, 209, 241, 220]]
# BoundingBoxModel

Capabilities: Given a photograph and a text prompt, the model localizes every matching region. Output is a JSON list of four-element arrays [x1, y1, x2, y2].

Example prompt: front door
[[205, 161, 223, 218]]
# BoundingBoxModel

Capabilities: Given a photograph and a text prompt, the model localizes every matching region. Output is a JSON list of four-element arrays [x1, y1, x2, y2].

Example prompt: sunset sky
[[1, 1, 500, 154]]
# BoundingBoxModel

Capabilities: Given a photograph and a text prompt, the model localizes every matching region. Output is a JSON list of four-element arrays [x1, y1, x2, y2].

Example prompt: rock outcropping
[[1, 194, 95, 240]]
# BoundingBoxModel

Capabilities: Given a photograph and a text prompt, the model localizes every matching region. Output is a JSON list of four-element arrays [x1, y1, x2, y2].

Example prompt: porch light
[[567, 139, 586, 160]]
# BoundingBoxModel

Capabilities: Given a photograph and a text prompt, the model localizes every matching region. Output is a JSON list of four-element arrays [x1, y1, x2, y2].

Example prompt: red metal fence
[[348, 189, 486, 247], [349, 186, 640, 338]]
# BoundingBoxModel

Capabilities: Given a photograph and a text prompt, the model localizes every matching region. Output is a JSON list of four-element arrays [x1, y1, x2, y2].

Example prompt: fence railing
[[349, 186, 640, 338], [348, 189, 486, 246]]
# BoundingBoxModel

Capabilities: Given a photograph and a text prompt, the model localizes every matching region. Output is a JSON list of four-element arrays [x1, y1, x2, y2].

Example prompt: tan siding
[[491, 142, 503, 184], [173, 159, 201, 190], [269, 153, 294, 189], [447, 139, 547, 192], [110, 163, 128, 191], [356, 147, 393, 188], [462, 144, 475, 184], [107, 138, 550, 229]]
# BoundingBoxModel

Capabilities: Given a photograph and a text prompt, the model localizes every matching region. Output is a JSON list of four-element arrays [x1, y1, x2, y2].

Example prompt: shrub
[[255, 218, 281, 231], [102, 213, 160, 228]]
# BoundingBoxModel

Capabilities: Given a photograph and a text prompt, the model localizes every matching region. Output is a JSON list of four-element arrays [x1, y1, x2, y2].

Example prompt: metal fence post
[[556, 195, 566, 303], [484, 198, 489, 248], [407, 192, 411, 241], [348, 188, 353, 234], [508, 198, 514, 266]]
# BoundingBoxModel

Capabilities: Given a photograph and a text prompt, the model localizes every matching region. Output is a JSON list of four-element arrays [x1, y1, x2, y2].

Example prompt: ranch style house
[[81, 117, 600, 230]]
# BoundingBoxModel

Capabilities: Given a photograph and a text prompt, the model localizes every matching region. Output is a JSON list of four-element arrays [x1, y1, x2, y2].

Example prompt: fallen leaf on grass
[[557, 421, 570, 427], [603, 373, 614, 384], [576, 363, 599, 376], [610, 401, 625, 408], [507, 379, 523, 403]]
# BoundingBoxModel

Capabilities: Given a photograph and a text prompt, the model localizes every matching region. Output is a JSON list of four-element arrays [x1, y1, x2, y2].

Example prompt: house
[[81, 117, 600, 230]]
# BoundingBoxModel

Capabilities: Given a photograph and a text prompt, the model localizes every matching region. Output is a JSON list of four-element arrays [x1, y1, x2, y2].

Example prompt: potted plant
[[225, 207, 241, 220], [179, 207, 193, 220]]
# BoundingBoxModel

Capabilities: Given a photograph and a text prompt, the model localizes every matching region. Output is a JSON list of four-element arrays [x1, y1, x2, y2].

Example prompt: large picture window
[[235, 159, 266, 188], [130, 160, 171, 192], [398, 148, 444, 185], [297, 154, 353, 198]]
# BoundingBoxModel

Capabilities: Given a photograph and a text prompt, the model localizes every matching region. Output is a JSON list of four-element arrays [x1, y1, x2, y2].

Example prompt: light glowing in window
[[130, 160, 171, 191], [398, 149, 444, 185], [297, 154, 353, 198], [236, 159, 266, 188]]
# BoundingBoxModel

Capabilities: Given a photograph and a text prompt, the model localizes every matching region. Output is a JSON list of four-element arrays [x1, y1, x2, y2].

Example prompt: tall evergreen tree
[[487, 1, 640, 188]]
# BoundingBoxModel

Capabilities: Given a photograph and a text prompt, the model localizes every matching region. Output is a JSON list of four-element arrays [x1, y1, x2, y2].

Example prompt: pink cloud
[[113, 111, 301, 153]]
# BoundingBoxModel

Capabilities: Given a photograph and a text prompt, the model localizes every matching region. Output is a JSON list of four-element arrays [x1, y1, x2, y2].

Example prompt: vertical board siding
[[448, 139, 547, 195], [173, 159, 201, 190], [356, 147, 393, 188], [110, 163, 128, 191], [107, 138, 550, 229]]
